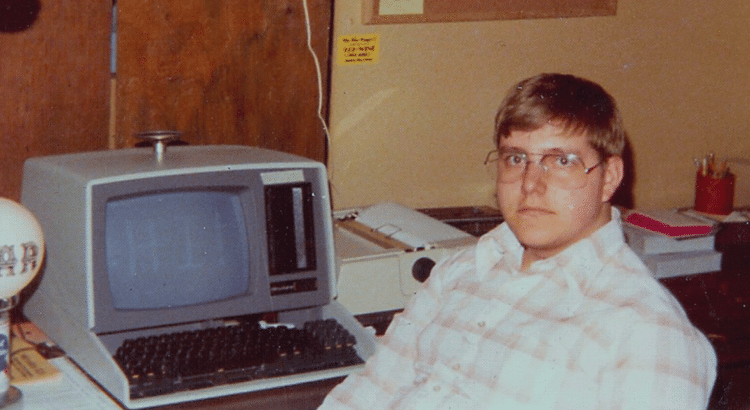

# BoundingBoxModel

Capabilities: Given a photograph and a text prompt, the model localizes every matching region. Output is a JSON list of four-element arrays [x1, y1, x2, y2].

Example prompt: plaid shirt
[[320, 209, 717, 410]]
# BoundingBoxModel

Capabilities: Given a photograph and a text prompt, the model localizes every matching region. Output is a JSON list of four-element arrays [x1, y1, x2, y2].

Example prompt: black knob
[[412, 257, 436, 283]]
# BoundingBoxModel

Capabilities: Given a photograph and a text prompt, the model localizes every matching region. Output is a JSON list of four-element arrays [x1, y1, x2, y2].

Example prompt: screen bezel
[[89, 168, 332, 334]]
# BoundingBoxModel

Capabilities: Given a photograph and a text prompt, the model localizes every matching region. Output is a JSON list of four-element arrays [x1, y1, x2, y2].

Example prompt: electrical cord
[[11, 324, 65, 360], [302, 0, 332, 164]]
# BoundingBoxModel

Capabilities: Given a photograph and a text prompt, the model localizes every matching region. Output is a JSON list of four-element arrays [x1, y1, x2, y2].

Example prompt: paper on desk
[[354, 202, 473, 249], [682, 208, 750, 223], [19, 357, 123, 410], [10, 323, 61, 385], [10, 339, 60, 385]]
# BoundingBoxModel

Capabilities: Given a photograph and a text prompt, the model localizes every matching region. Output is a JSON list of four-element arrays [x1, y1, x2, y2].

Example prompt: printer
[[332, 203, 478, 333]]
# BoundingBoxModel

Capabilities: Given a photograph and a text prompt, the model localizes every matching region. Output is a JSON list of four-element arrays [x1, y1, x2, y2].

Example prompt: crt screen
[[105, 190, 250, 310]]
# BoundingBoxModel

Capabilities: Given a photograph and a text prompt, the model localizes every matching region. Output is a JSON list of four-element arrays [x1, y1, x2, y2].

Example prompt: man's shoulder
[[588, 246, 689, 319]]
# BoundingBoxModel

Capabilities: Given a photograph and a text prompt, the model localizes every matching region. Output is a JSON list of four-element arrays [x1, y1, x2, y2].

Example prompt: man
[[319, 73, 717, 409]]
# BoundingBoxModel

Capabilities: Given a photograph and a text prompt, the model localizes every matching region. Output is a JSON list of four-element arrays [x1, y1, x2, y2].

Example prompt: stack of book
[[622, 209, 722, 279]]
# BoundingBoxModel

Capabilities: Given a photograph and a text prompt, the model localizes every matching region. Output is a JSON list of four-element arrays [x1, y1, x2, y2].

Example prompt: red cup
[[694, 171, 735, 215]]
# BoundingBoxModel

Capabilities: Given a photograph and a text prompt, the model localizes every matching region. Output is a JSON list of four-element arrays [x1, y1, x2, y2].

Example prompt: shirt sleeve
[[318, 249, 472, 410], [598, 318, 717, 410]]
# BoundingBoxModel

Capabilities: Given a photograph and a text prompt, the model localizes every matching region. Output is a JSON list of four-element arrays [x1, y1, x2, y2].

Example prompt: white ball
[[0, 198, 45, 299]]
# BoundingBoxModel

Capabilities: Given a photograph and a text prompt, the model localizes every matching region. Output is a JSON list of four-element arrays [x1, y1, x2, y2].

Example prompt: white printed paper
[[379, 0, 424, 15], [355, 202, 471, 248]]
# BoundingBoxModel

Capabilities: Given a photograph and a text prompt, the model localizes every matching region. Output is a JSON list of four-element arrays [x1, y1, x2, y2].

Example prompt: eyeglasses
[[484, 149, 604, 189]]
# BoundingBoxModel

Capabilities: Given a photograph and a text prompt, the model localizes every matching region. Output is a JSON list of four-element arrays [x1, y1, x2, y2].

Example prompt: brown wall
[[0, 2, 111, 201], [115, 0, 332, 158], [1, 0, 332, 202]]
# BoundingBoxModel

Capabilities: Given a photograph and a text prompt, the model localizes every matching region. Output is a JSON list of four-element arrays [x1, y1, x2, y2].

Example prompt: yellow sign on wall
[[337, 34, 380, 66]]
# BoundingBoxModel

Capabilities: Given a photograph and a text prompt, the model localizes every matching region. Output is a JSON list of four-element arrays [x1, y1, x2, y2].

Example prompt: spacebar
[[128, 361, 321, 399], [129, 367, 261, 399]]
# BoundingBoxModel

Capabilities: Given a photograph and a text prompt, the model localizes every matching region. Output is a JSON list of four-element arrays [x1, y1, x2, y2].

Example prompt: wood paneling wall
[[0, 2, 112, 201], [115, 0, 332, 162], [1, 0, 332, 201]]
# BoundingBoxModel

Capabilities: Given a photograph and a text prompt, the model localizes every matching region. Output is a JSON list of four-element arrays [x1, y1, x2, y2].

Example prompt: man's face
[[495, 124, 623, 267]]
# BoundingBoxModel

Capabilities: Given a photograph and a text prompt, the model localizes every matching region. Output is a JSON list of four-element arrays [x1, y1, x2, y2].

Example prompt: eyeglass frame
[[484, 148, 606, 188]]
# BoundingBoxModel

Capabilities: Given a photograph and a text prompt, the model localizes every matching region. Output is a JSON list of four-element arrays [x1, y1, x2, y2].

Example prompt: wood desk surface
[[144, 377, 344, 410]]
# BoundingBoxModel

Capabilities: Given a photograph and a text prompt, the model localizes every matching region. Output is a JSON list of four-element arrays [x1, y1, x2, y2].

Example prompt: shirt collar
[[485, 207, 626, 278]]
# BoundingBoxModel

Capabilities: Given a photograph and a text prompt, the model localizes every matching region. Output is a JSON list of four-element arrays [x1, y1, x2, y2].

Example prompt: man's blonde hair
[[494, 73, 627, 158]]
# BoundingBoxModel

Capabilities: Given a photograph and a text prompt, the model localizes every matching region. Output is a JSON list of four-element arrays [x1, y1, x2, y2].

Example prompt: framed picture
[[364, 0, 617, 24]]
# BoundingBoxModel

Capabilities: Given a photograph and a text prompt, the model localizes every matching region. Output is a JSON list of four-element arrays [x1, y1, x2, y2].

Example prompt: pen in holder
[[694, 170, 735, 215]]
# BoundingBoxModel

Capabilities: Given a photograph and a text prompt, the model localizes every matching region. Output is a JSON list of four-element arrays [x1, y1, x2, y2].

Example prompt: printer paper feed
[[354, 202, 473, 249]]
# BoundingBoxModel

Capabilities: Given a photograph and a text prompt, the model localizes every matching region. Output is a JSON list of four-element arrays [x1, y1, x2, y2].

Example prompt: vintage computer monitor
[[20, 144, 375, 409]]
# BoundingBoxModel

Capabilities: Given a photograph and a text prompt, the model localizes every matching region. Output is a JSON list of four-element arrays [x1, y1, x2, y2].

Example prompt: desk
[[144, 377, 342, 410], [660, 247, 750, 410], [17, 355, 343, 410]]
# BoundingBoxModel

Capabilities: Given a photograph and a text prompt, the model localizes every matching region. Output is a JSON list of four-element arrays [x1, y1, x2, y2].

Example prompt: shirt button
[[477, 321, 486, 328], [452, 363, 461, 371], [433, 385, 441, 392]]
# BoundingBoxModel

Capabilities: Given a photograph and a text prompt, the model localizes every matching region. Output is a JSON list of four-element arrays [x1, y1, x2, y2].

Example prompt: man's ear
[[601, 156, 624, 203]]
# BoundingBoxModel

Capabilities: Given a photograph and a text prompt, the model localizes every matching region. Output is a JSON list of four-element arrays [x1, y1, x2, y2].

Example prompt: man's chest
[[414, 272, 618, 381]]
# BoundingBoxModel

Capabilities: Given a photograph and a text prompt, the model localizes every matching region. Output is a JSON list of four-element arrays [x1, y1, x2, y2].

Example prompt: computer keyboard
[[113, 318, 364, 399]]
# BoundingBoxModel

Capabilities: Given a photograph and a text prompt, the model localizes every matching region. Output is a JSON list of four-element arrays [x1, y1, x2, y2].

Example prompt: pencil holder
[[694, 171, 735, 215]]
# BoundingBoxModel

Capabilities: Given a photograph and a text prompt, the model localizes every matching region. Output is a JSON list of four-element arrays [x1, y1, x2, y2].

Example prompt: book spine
[[637, 250, 722, 279], [623, 225, 714, 255]]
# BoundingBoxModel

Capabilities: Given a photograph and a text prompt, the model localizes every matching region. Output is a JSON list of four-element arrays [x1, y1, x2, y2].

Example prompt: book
[[623, 208, 716, 239], [635, 249, 722, 279], [623, 224, 715, 255]]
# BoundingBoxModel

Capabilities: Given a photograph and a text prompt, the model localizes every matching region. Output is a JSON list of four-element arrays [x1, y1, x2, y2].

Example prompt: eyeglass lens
[[492, 151, 592, 189]]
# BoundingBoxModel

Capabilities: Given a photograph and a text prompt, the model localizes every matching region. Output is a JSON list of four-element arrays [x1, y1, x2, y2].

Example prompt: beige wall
[[326, 1, 750, 212]]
